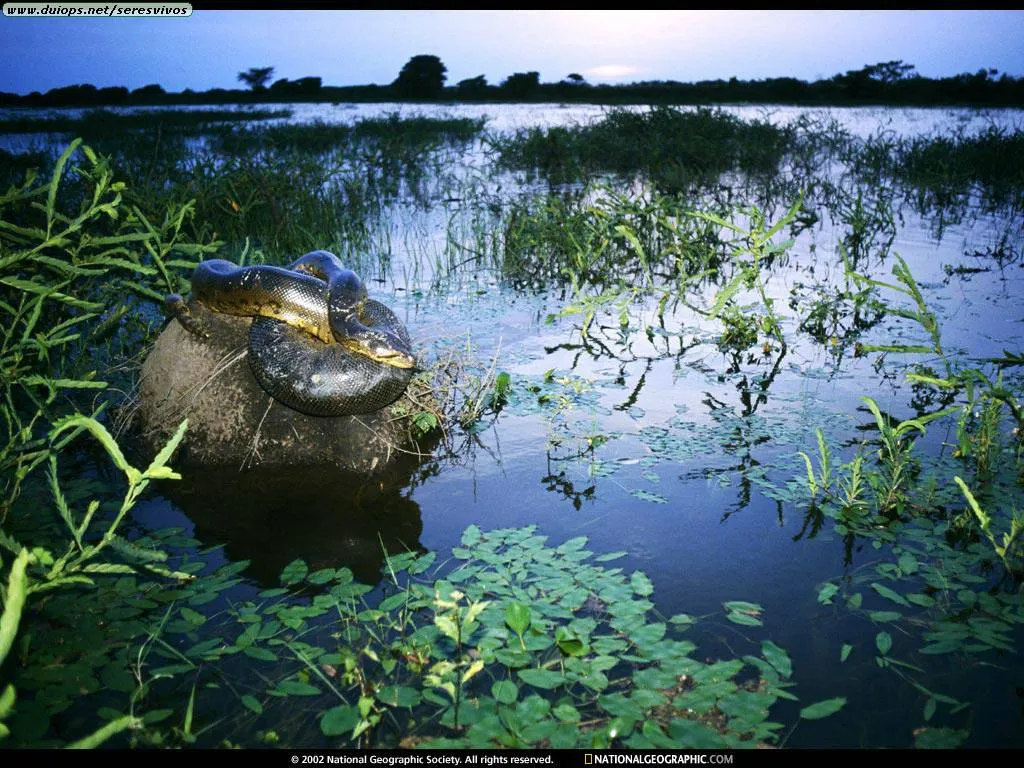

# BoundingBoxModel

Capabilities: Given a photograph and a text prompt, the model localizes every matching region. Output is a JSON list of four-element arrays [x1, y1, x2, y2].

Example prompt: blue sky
[[2, 10, 1023, 95]]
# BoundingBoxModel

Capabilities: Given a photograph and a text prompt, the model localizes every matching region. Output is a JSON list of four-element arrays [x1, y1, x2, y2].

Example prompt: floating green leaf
[[868, 611, 902, 623], [243, 647, 277, 662], [761, 640, 792, 679], [875, 631, 892, 656], [923, 697, 936, 722], [241, 695, 263, 715], [631, 489, 668, 504], [799, 697, 846, 720], [517, 668, 565, 690], [555, 626, 588, 657], [871, 582, 911, 607], [817, 582, 839, 605], [552, 703, 580, 723], [279, 559, 308, 586], [320, 705, 359, 737], [178, 607, 206, 626], [378, 592, 408, 612], [492, 680, 518, 704], [897, 552, 919, 575], [630, 571, 654, 597], [275, 679, 320, 697], [505, 602, 531, 639], [724, 601, 764, 627], [914, 727, 969, 749], [377, 685, 421, 708]]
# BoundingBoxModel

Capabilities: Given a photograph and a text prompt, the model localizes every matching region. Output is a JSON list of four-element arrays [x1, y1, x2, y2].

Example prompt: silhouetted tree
[[455, 75, 489, 100], [393, 55, 447, 99], [43, 84, 98, 105], [131, 83, 166, 98], [269, 76, 322, 97], [501, 71, 540, 99], [832, 60, 918, 100], [96, 86, 129, 104], [5, 58, 1023, 109], [237, 66, 275, 91], [863, 60, 917, 84]]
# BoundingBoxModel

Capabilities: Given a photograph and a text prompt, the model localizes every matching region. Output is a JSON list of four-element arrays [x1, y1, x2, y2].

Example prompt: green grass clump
[[493, 106, 795, 191], [849, 124, 1024, 215], [210, 113, 487, 156], [44, 113, 491, 262], [896, 125, 1024, 209]]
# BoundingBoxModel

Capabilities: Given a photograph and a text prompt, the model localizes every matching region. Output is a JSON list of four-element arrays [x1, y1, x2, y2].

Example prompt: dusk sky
[[2, 9, 1023, 96]]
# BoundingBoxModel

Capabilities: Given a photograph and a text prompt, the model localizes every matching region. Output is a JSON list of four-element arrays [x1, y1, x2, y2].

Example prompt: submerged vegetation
[[1, 101, 1023, 748]]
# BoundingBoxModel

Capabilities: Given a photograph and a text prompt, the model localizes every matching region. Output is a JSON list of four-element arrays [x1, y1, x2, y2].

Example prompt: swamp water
[[2, 103, 1023, 748]]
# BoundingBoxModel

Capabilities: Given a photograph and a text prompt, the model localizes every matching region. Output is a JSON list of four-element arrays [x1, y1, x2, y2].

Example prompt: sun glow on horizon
[[583, 64, 641, 81]]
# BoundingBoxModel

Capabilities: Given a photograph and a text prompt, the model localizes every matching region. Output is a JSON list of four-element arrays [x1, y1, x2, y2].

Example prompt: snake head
[[164, 293, 211, 338], [340, 329, 416, 369]]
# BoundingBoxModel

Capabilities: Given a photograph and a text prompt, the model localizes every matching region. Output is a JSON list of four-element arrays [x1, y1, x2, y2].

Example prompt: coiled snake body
[[166, 251, 415, 417]]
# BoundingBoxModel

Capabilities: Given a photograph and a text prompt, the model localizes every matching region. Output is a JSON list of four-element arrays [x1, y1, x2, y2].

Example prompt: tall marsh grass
[[103, 113, 487, 263], [492, 106, 796, 192]]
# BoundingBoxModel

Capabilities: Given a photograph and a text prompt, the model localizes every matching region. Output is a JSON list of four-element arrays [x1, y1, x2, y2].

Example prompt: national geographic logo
[[585, 755, 735, 765]]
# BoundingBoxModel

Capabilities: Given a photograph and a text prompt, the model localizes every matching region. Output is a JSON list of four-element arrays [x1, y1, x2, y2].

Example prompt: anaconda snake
[[165, 251, 415, 417]]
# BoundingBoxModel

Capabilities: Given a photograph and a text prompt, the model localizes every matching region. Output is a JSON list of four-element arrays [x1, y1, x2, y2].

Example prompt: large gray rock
[[134, 302, 434, 472]]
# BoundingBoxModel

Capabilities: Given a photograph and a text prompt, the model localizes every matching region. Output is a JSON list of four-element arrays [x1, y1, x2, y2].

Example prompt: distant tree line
[[3, 57, 1023, 108]]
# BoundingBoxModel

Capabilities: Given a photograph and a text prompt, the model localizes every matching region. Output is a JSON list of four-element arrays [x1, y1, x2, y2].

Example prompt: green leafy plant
[[0, 141, 208, 747], [690, 197, 802, 349], [156, 526, 842, 749], [847, 252, 946, 373], [0, 140, 215, 514], [798, 428, 834, 504], [954, 476, 1023, 574], [0, 416, 190, 746]]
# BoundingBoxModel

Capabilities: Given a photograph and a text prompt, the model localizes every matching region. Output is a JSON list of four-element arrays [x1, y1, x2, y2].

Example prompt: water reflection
[[162, 453, 430, 586]]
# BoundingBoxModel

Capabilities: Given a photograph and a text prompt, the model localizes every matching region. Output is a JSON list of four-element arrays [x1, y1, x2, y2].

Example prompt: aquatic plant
[[847, 252, 946, 373], [895, 124, 1024, 213], [0, 140, 216, 511], [0, 139, 224, 746], [122, 526, 843, 748], [0, 415, 190, 746], [210, 113, 485, 156], [492, 106, 795, 192]]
